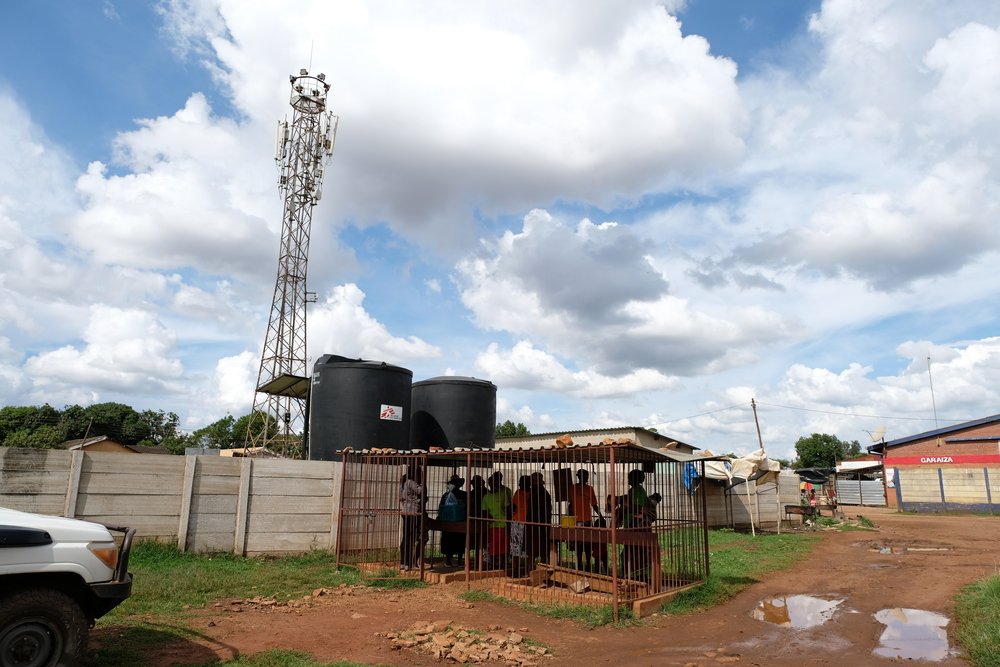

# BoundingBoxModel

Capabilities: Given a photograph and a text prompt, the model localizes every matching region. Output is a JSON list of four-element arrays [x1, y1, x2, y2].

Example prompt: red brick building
[[871, 414, 1000, 512]]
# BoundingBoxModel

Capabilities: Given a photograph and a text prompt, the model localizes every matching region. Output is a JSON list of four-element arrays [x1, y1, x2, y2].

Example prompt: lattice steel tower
[[247, 68, 337, 457]]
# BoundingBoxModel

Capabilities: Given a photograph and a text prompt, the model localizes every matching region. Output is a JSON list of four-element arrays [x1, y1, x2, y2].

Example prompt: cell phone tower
[[246, 68, 338, 457]]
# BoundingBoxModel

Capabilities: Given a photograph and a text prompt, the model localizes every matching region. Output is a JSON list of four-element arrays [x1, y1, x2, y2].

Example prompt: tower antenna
[[927, 356, 939, 430], [246, 67, 338, 457]]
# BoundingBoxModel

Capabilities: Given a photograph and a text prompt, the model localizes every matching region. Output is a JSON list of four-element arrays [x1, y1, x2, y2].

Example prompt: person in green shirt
[[621, 469, 649, 580], [623, 469, 648, 528], [482, 471, 512, 569]]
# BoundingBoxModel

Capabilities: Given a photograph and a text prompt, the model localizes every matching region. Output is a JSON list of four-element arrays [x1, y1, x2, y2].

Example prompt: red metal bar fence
[[336, 444, 709, 616]]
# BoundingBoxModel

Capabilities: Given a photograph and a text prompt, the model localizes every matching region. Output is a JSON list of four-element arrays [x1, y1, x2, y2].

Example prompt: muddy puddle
[[750, 594, 844, 628], [873, 608, 952, 661], [866, 544, 950, 554]]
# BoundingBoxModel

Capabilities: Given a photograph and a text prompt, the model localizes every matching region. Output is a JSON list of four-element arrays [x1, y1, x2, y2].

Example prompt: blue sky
[[2, 0, 999, 460]]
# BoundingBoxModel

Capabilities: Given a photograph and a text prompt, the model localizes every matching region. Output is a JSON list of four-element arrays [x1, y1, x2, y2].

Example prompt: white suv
[[0, 508, 134, 667]]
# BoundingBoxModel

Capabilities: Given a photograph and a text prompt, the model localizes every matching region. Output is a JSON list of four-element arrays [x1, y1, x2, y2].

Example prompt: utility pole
[[246, 68, 338, 457]]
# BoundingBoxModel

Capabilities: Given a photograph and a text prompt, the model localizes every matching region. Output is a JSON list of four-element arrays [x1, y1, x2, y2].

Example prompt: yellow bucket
[[559, 516, 577, 527]]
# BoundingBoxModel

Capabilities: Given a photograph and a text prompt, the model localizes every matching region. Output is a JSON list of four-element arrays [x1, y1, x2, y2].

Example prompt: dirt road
[[124, 508, 999, 666]]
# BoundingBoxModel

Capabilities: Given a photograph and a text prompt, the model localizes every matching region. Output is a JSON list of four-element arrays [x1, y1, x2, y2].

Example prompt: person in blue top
[[438, 474, 466, 567]]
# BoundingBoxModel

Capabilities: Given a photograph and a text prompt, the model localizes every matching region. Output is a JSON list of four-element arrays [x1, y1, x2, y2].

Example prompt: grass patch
[[361, 567, 427, 590], [88, 543, 371, 666], [857, 515, 877, 528], [954, 574, 1000, 667], [459, 589, 636, 628], [660, 529, 818, 615], [104, 542, 362, 620], [194, 650, 379, 666]]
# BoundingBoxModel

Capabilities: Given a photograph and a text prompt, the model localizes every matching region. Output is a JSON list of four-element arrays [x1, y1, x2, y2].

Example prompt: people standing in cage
[[527, 471, 553, 567], [482, 471, 512, 569], [438, 474, 467, 567], [467, 475, 487, 568], [509, 475, 531, 574], [568, 469, 602, 571], [398, 466, 423, 572]]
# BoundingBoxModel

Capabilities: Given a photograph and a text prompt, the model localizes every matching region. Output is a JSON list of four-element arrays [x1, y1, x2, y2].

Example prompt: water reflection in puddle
[[873, 608, 951, 661], [870, 545, 951, 554], [751, 595, 844, 628]]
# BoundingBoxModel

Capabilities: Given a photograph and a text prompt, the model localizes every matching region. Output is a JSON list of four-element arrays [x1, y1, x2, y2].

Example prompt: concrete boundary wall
[[3, 448, 821, 555], [0, 447, 343, 555], [891, 465, 999, 513]]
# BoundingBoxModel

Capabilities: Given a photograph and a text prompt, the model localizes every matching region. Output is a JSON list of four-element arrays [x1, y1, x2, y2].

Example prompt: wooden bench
[[548, 525, 662, 593], [784, 504, 817, 521]]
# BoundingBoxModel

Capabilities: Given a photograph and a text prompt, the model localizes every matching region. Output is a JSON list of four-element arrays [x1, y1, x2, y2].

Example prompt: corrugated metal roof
[[875, 413, 1000, 450], [339, 441, 725, 464], [496, 426, 698, 451]]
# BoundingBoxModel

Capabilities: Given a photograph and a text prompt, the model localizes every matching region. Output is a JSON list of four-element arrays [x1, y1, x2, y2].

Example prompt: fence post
[[234, 458, 253, 556], [892, 468, 903, 510], [177, 456, 197, 552], [937, 468, 946, 511], [63, 450, 84, 518], [985, 468, 993, 516]]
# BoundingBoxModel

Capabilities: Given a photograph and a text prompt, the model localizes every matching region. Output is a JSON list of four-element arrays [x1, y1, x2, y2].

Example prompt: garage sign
[[887, 454, 1000, 465]]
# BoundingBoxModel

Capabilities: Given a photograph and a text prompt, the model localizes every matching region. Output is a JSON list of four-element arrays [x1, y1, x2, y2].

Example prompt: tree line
[[793, 432, 864, 469], [0, 403, 272, 455], [0, 404, 863, 466]]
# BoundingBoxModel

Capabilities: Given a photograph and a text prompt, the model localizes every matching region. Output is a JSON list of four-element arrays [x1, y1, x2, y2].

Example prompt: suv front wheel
[[0, 588, 86, 667]]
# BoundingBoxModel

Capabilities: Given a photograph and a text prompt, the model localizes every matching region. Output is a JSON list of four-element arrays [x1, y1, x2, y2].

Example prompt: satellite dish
[[865, 425, 886, 443]]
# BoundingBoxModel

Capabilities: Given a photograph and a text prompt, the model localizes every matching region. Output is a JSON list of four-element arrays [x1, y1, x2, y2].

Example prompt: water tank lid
[[412, 376, 496, 388], [313, 354, 413, 376], [315, 354, 362, 365]]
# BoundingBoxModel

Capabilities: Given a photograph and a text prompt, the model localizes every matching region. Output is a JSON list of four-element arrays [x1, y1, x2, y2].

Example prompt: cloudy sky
[[2, 0, 999, 460]]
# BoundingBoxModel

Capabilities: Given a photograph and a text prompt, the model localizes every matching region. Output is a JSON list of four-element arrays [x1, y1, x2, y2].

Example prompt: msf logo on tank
[[380, 404, 403, 421]]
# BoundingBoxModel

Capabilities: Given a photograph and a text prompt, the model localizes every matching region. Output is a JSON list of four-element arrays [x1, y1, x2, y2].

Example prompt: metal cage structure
[[335, 443, 712, 619]]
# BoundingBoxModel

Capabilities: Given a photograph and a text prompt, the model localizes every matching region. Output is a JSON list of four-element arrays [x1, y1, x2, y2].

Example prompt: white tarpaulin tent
[[701, 448, 782, 535]]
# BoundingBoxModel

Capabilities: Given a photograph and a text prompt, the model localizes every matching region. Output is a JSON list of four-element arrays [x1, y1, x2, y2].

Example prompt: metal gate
[[835, 479, 886, 506]]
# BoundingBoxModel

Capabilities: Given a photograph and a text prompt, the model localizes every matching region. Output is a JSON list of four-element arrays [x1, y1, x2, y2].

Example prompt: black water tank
[[410, 376, 497, 449], [308, 354, 413, 460]]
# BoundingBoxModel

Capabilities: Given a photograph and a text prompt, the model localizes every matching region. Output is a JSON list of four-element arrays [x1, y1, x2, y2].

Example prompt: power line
[[753, 401, 967, 423], [648, 402, 750, 427], [649, 398, 969, 430]]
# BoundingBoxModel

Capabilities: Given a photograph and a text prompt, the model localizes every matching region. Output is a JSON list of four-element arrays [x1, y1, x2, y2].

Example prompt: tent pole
[[776, 480, 782, 534]]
